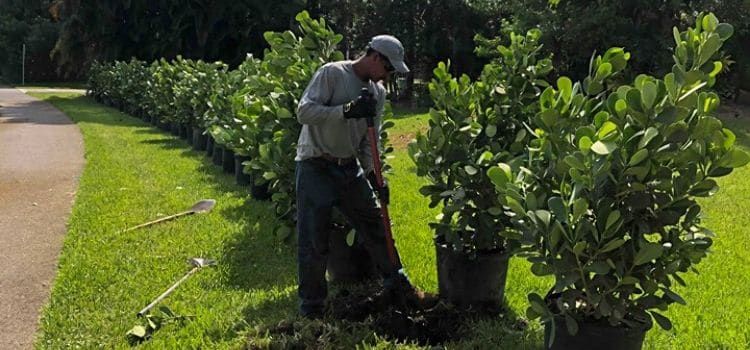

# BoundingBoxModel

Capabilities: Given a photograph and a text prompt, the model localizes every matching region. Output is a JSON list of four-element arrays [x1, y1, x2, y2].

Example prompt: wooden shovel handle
[[123, 210, 193, 232]]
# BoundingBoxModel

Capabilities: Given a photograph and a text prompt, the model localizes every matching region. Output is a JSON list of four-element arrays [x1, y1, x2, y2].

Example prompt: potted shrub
[[408, 29, 553, 307], [491, 13, 748, 349]]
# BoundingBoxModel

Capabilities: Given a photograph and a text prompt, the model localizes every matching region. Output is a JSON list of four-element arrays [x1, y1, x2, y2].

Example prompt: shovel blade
[[190, 199, 216, 214]]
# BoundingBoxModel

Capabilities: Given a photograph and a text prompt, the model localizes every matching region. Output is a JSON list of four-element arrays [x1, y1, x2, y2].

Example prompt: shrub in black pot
[[409, 29, 552, 308], [492, 13, 748, 349]]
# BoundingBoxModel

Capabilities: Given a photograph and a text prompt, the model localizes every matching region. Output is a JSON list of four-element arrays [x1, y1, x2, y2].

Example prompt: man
[[295, 34, 434, 319]]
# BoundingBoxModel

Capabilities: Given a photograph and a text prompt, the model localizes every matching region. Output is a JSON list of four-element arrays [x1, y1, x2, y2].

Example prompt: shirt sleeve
[[296, 65, 345, 125], [357, 87, 386, 174]]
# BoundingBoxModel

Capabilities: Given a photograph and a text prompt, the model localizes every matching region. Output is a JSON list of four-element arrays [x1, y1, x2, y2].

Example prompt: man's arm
[[296, 66, 345, 125]]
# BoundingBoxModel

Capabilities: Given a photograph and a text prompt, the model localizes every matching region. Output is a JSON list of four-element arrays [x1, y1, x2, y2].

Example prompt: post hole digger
[[359, 88, 438, 311]]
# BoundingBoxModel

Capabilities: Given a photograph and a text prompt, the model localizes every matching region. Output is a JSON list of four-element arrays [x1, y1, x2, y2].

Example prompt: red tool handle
[[366, 124, 397, 267], [360, 88, 397, 267]]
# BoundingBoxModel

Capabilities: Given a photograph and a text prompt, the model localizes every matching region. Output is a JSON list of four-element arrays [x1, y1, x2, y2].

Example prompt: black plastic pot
[[222, 148, 235, 173], [206, 136, 214, 157], [327, 223, 378, 284], [234, 155, 252, 186], [435, 236, 510, 308], [192, 128, 207, 151], [180, 125, 193, 145], [158, 121, 171, 132], [170, 122, 180, 136], [543, 316, 648, 350], [251, 181, 272, 201], [212, 144, 224, 166]]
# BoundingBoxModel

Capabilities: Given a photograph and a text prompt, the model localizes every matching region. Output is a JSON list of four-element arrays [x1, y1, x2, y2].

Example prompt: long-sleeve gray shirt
[[295, 61, 385, 174]]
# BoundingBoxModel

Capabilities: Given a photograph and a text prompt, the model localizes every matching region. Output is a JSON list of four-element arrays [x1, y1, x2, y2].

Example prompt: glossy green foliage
[[408, 29, 553, 254], [488, 13, 749, 341]]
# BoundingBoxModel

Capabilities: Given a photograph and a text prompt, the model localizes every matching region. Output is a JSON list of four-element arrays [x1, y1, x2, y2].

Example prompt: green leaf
[[651, 311, 673, 330], [565, 314, 579, 336], [573, 241, 587, 255], [641, 82, 657, 110], [626, 89, 643, 112], [585, 261, 611, 274], [558, 77, 573, 101], [579, 136, 593, 153], [664, 73, 678, 101], [464, 165, 478, 175], [572, 198, 588, 222], [487, 207, 503, 216], [488, 163, 512, 187], [716, 23, 734, 41], [722, 129, 736, 150], [600, 238, 626, 253], [605, 210, 621, 230], [662, 288, 687, 305], [591, 141, 616, 155], [633, 243, 663, 266], [277, 107, 292, 119], [528, 293, 548, 315], [720, 149, 750, 168], [535, 210, 551, 227], [564, 155, 585, 170], [531, 263, 553, 276], [628, 149, 649, 166], [506, 196, 525, 215], [614, 99, 628, 117], [485, 125, 497, 137], [702, 13, 719, 33], [346, 229, 355, 246], [595, 62, 613, 81], [638, 127, 659, 149], [655, 106, 689, 124], [548, 196, 566, 221], [597, 121, 618, 139]]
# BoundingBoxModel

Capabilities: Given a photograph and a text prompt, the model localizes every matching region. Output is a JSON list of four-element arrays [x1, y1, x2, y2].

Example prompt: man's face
[[373, 53, 395, 82]]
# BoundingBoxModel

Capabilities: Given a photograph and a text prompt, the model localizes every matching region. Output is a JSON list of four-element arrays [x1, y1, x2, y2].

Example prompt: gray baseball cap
[[368, 35, 409, 73]]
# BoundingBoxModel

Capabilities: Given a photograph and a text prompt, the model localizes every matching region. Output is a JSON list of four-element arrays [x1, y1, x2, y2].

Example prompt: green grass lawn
[[31, 92, 750, 349]]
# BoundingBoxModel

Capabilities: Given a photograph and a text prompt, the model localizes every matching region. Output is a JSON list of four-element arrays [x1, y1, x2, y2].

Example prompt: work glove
[[366, 171, 390, 205], [343, 92, 376, 119]]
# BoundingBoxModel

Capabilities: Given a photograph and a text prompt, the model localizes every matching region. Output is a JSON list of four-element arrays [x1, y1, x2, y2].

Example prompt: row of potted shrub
[[410, 12, 748, 349], [88, 12, 394, 249]]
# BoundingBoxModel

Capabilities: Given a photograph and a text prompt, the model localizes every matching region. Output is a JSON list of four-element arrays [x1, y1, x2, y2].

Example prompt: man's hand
[[343, 93, 376, 119], [366, 171, 390, 205]]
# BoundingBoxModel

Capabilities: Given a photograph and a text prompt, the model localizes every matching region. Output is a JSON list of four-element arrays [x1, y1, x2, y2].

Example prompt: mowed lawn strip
[[32, 92, 750, 349]]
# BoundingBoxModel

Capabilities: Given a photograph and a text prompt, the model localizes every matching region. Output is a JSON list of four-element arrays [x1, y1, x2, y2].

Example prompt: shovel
[[124, 199, 216, 232], [137, 257, 217, 317]]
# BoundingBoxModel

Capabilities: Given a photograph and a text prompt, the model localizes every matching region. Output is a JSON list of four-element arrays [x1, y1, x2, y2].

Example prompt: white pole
[[22, 44, 26, 86]]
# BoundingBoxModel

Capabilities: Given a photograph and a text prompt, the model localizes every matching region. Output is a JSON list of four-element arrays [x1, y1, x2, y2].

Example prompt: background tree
[[0, 0, 59, 83]]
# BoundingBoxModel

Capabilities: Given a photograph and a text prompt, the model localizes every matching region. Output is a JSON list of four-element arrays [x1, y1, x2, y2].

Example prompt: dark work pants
[[295, 158, 409, 316]]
